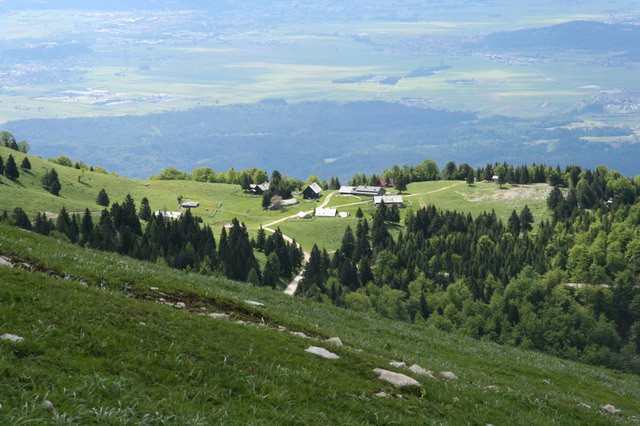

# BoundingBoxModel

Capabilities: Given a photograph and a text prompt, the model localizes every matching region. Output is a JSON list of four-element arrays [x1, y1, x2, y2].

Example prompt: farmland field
[[1, 4, 640, 123]]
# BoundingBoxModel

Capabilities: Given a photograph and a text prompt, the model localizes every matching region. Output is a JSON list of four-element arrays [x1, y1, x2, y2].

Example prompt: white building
[[374, 195, 404, 207], [315, 208, 337, 217]]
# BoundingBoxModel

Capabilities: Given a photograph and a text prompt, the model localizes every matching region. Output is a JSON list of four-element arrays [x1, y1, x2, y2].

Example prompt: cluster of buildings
[[156, 181, 405, 221]]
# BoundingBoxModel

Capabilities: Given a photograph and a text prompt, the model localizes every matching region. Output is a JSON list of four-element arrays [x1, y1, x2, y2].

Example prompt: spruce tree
[[139, 197, 152, 221], [507, 210, 521, 236], [299, 244, 322, 295], [466, 169, 475, 185], [42, 168, 61, 195], [519, 205, 534, 233], [262, 253, 281, 288], [356, 207, 364, 219], [389, 204, 401, 223], [256, 226, 266, 251], [340, 225, 355, 259], [4, 154, 19, 180], [56, 207, 72, 237], [96, 188, 110, 206], [11, 207, 31, 230], [80, 208, 94, 246], [20, 157, 31, 170], [261, 191, 271, 210], [0, 155, 4, 175], [33, 212, 54, 235], [358, 257, 374, 285]]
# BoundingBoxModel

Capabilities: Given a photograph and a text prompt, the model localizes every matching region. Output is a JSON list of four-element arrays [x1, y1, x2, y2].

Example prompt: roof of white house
[[315, 208, 337, 217], [338, 211, 351, 218], [296, 211, 311, 219], [181, 201, 200, 208], [374, 195, 404, 205], [339, 185, 385, 196], [305, 182, 323, 194]]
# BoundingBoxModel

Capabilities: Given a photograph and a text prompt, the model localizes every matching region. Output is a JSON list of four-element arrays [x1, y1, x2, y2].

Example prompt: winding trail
[[260, 191, 336, 296]]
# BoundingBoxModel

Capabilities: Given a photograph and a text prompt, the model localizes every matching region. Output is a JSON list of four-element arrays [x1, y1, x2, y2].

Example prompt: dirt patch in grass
[[467, 184, 551, 203]]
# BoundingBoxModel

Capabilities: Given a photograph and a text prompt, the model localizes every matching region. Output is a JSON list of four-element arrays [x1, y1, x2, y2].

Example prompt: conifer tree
[[466, 169, 475, 185], [20, 157, 31, 170], [339, 260, 359, 290], [261, 191, 271, 210], [394, 172, 408, 192], [419, 293, 430, 320], [389, 204, 401, 223], [262, 253, 281, 288], [42, 168, 61, 195], [356, 207, 364, 219], [96, 188, 110, 206], [507, 210, 521, 236], [519, 205, 534, 233], [358, 257, 374, 285], [256, 226, 266, 251], [33, 212, 54, 235], [0, 155, 4, 175], [11, 207, 31, 230], [139, 197, 152, 221], [4, 154, 19, 180], [299, 244, 322, 295], [56, 206, 72, 237], [80, 208, 94, 246], [340, 225, 355, 259]]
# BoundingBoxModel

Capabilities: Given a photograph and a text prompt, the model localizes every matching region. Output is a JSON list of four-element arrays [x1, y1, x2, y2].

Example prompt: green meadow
[[0, 146, 554, 252], [1, 224, 639, 423]]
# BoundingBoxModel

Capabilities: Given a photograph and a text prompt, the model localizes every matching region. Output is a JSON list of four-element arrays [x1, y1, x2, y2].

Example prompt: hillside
[[2, 225, 640, 423], [475, 21, 640, 54], [0, 145, 551, 252]]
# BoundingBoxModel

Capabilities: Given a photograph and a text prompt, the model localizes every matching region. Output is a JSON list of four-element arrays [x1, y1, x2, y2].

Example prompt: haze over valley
[[1, 0, 639, 178]]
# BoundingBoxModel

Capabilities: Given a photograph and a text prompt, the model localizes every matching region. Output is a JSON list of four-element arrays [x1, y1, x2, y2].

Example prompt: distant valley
[[6, 101, 639, 179]]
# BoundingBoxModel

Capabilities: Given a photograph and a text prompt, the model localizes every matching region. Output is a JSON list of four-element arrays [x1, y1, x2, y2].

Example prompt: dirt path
[[259, 191, 336, 295]]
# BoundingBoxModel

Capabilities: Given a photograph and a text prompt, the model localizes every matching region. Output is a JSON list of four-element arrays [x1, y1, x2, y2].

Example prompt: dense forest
[[298, 163, 640, 373], [7, 101, 638, 180]]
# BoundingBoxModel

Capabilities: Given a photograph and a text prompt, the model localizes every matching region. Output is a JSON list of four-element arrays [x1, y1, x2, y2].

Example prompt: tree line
[[3, 194, 303, 288]]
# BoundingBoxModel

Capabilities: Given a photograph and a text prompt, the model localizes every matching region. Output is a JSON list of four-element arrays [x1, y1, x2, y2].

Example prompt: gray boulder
[[325, 337, 343, 346], [440, 371, 458, 380], [373, 368, 419, 388], [1, 333, 24, 343], [305, 346, 340, 360]]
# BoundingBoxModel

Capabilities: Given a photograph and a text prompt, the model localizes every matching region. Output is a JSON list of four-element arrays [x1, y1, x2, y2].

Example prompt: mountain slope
[[475, 21, 640, 53], [1, 225, 639, 424]]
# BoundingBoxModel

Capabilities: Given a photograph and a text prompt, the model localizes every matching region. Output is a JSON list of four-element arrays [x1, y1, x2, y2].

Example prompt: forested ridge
[[298, 163, 640, 373], [3, 138, 640, 373]]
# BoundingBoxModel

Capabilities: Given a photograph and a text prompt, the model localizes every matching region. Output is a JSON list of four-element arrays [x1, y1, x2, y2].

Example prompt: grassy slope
[[0, 146, 316, 231], [1, 225, 639, 424], [1, 146, 552, 252]]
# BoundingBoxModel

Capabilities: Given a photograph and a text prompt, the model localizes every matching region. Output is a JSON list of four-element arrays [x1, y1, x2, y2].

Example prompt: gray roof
[[374, 195, 403, 205], [307, 182, 323, 194]]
